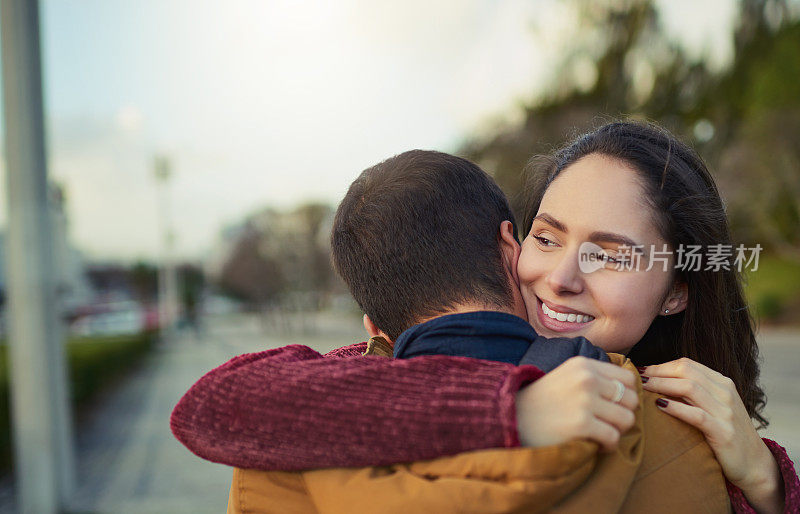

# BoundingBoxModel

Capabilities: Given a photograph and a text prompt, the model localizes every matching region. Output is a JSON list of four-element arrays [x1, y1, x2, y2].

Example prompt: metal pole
[[154, 155, 178, 338], [1, 0, 75, 512]]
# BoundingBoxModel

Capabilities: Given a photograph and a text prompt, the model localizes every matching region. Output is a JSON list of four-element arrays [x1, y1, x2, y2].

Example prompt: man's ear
[[498, 220, 522, 285], [363, 314, 392, 343], [661, 281, 688, 316]]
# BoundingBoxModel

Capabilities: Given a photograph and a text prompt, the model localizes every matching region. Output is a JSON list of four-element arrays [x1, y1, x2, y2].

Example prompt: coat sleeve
[[170, 343, 543, 470], [725, 438, 800, 514]]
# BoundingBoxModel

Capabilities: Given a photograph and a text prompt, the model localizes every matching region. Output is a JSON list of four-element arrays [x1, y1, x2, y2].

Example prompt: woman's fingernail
[[656, 398, 668, 408], [640, 375, 649, 383], [636, 366, 647, 374]]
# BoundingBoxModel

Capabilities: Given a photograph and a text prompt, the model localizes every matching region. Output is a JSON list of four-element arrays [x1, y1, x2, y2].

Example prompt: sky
[[0, 0, 739, 261]]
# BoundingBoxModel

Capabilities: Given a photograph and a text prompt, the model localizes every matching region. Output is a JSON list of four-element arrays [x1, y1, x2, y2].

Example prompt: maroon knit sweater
[[170, 343, 799, 513]]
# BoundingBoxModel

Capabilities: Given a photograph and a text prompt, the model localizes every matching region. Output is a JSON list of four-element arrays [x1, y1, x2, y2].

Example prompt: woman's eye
[[534, 235, 557, 247]]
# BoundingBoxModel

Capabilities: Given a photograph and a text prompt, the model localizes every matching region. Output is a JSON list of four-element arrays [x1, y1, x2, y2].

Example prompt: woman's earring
[[664, 309, 670, 314]]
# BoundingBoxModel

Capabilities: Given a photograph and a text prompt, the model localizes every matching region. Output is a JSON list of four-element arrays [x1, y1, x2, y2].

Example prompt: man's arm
[[170, 343, 543, 470]]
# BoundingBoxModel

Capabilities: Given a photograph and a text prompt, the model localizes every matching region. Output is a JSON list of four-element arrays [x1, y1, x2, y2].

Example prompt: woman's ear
[[661, 281, 689, 315], [498, 220, 522, 285], [363, 314, 392, 343]]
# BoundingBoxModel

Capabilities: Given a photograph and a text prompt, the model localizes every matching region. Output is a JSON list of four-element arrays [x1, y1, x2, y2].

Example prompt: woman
[[172, 121, 798, 512], [516, 122, 793, 511]]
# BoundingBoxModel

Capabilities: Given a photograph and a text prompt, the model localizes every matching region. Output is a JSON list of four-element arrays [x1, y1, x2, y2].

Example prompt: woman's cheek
[[518, 273, 540, 316], [588, 276, 655, 350], [517, 247, 542, 289]]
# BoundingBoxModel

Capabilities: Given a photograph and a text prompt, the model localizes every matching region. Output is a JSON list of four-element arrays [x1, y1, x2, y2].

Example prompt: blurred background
[[0, 0, 798, 512]]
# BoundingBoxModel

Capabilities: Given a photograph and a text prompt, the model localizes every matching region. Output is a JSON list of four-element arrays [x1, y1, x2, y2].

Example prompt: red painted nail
[[636, 366, 647, 374], [656, 398, 668, 408], [640, 375, 649, 383]]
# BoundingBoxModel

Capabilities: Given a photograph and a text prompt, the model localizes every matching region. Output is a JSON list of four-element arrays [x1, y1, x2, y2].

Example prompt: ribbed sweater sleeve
[[725, 438, 800, 513], [170, 343, 543, 470]]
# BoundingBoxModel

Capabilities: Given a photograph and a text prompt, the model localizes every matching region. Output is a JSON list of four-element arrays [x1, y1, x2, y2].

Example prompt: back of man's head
[[331, 150, 517, 341]]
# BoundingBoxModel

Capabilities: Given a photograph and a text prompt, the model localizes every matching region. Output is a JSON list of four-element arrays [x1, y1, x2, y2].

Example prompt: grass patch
[[0, 331, 156, 473]]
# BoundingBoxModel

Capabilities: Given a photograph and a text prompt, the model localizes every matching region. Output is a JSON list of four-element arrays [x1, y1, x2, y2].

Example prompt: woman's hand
[[516, 356, 639, 452], [640, 358, 784, 513]]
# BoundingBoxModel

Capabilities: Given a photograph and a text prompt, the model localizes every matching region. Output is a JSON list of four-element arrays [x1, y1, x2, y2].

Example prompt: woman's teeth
[[541, 302, 594, 323]]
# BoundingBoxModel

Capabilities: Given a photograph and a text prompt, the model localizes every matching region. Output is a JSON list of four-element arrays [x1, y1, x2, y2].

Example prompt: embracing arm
[[170, 343, 542, 470]]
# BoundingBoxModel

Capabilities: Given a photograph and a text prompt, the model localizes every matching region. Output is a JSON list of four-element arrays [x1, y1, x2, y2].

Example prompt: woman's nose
[[545, 249, 584, 295]]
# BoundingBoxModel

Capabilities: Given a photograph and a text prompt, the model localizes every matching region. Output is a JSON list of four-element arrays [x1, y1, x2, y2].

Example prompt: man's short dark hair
[[331, 150, 517, 341]]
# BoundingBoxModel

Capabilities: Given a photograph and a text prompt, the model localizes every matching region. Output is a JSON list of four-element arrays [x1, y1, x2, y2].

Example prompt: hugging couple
[[172, 121, 799, 513]]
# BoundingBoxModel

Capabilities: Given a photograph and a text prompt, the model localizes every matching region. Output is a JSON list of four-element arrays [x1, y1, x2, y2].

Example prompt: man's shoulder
[[621, 390, 730, 512], [637, 389, 714, 474], [597, 355, 729, 512], [606, 355, 721, 479]]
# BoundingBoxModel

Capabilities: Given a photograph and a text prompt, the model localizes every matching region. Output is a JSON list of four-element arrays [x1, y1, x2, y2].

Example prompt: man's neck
[[416, 302, 520, 325]]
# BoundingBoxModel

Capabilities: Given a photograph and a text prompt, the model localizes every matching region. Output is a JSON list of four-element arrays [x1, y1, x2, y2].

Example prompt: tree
[[461, 0, 800, 260]]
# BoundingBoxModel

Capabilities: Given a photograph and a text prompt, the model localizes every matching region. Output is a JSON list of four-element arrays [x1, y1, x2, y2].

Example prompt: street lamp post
[[154, 155, 179, 339], [1, 0, 75, 512]]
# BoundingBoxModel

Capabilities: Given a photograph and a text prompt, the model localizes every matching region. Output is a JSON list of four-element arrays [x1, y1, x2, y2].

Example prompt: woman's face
[[518, 153, 677, 354]]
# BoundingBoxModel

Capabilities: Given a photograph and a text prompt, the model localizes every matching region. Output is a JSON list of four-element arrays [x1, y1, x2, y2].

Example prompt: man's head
[[331, 150, 523, 341]]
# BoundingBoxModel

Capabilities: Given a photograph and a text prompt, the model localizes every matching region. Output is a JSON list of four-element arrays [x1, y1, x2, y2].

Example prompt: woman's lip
[[535, 297, 594, 333], [538, 298, 590, 316]]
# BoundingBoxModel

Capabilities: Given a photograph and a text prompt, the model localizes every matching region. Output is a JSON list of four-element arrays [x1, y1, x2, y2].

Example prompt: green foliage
[[745, 25, 800, 115], [66, 332, 156, 406], [461, 0, 800, 262], [745, 256, 800, 322], [0, 355, 8, 475], [0, 332, 156, 472], [755, 293, 784, 320]]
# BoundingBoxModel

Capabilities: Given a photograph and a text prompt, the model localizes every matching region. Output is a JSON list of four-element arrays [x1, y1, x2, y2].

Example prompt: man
[[172, 150, 730, 512]]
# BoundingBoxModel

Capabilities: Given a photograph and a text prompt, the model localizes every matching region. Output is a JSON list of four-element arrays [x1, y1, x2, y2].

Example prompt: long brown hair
[[523, 121, 767, 427]]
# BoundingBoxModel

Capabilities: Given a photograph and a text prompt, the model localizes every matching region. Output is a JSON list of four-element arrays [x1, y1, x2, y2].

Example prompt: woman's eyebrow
[[532, 213, 567, 232], [534, 214, 649, 256]]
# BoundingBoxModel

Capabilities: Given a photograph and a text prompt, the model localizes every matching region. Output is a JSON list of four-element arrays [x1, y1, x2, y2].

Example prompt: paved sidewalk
[[0, 311, 363, 514], [66, 311, 365, 514], [756, 328, 800, 470]]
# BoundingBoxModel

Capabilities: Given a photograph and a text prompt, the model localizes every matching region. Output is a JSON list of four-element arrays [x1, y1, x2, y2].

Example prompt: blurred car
[[69, 300, 149, 337]]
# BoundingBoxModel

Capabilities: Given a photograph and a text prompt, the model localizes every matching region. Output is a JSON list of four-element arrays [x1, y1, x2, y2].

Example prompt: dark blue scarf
[[393, 311, 608, 372], [393, 311, 535, 364]]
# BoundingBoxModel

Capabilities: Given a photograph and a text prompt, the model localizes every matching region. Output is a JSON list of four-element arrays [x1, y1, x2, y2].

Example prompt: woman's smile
[[536, 297, 595, 333]]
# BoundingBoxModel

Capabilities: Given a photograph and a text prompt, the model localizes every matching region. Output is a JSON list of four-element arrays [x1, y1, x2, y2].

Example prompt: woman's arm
[[171, 344, 640, 471], [170, 343, 542, 470], [641, 358, 800, 514], [725, 439, 800, 514]]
